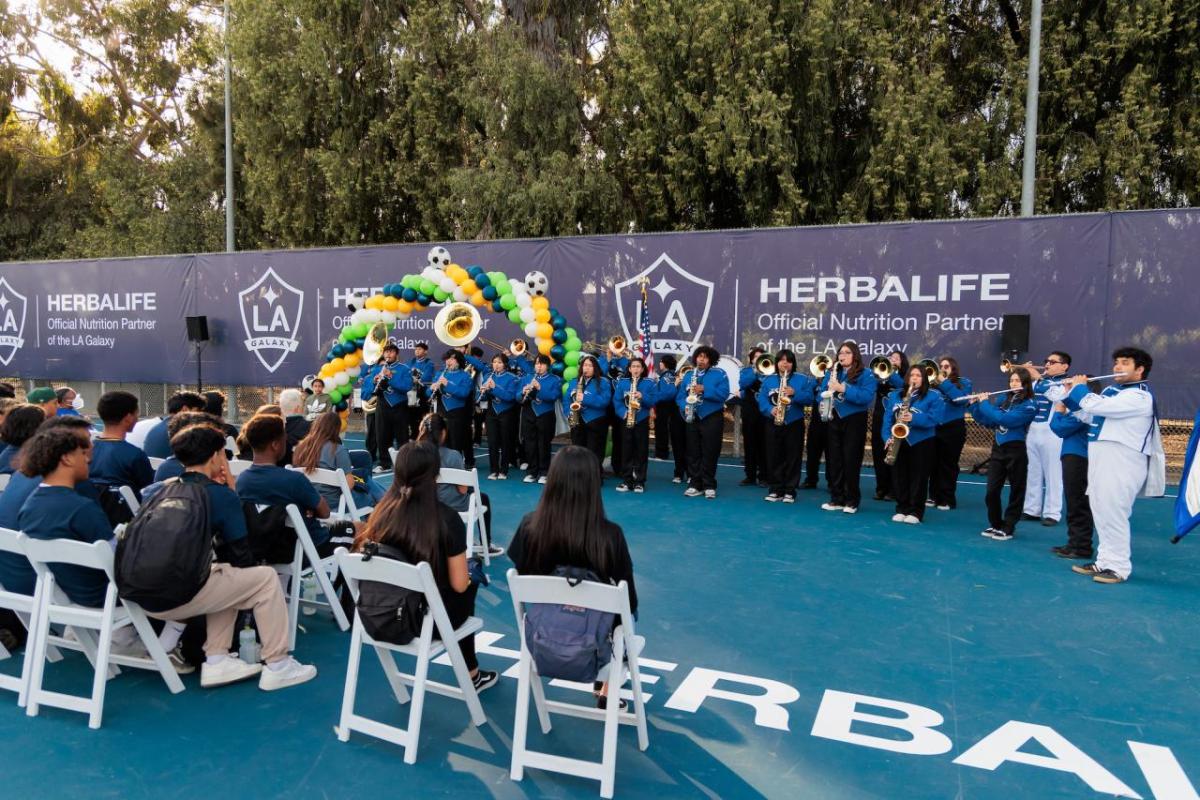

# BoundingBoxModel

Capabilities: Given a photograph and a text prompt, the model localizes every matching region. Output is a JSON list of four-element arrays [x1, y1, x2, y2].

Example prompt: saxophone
[[625, 376, 640, 428], [684, 369, 701, 423], [772, 369, 791, 426], [883, 387, 913, 466], [569, 377, 587, 428]]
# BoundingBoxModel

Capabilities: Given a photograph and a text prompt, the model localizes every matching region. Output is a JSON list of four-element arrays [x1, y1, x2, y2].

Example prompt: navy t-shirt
[[0, 444, 18, 475], [236, 464, 330, 545], [154, 456, 185, 482], [0, 472, 42, 594], [18, 485, 114, 607], [142, 417, 172, 459], [142, 473, 248, 548], [89, 438, 156, 493]]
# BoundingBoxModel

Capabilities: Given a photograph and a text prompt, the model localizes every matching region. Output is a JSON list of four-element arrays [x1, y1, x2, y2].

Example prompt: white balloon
[[350, 310, 366, 326], [524, 321, 540, 338], [429, 269, 446, 284], [516, 292, 533, 308], [347, 366, 361, 378], [519, 306, 536, 324], [380, 310, 397, 325], [440, 278, 458, 294], [334, 371, 349, 387], [349, 294, 366, 311], [453, 287, 468, 302], [395, 310, 411, 319]]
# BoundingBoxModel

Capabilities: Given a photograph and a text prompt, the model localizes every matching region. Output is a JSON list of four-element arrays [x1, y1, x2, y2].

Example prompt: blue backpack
[[523, 566, 616, 682]]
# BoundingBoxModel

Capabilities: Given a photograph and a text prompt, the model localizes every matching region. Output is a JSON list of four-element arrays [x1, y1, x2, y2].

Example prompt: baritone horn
[[434, 302, 482, 347], [915, 358, 940, 382], [361, 322, 390, 366], [755, 354, 776, 376], [510, 339, 527, 357], [869, 356, 893, 381], [808, 354, 833, 378]]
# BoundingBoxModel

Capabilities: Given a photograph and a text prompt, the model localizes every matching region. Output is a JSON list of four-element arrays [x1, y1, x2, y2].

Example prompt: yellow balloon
[[398, 299, 414, 314], [381, 295, 399, 312], [536, 323, 554, 340], [534, 308, 551, 323], [537, 339, 553, 356], [470, 290, 486, 307], [330, 357, 346, 372], [446, 265, 467, 283], [460, 280, 478, 296], [531, 296, 550, 310], [343, 351, 361, 367]]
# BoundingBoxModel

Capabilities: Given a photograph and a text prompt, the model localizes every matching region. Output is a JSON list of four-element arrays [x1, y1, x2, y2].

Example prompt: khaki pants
[[148, 563, 290, 663]]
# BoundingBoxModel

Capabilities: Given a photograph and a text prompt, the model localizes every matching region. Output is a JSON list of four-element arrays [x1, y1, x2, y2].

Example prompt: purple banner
[[1, 211, 1197, 416]]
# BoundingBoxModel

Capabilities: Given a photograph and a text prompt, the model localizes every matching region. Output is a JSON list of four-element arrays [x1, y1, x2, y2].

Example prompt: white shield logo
[[0, 278, 28, 367], [239, 268, 304, 373], [615, 253, 714, 358]]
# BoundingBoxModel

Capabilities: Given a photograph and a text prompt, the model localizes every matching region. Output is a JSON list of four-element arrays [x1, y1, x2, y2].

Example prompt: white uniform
[[1023, 376, 1066, 521], [1048, 382, 1165, 579]]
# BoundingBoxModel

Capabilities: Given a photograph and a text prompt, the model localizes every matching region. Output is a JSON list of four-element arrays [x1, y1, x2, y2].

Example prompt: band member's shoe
[[764, 493, 781, 502], [990, 530, 1014, 541], [1053, 546, 1094, 559], [924, 499, 935, 507], [520, 462, 529, 470], [892, 513, 906, 522], [841, 506, 858, 514], [704, 489, 716, 499], [496, 472, 508, 480], [1092, 569, 1125, 584], [372, 465, 389, 475], [672, 476, 684, 484], [487, 473, 499, 480], [684, 487, 702, 497], [1040, 517, 1058, 526], [615, 483, 630, 492], [820, 503, 843, 511], [523, 475, 536, 483], [873, 490, 887, 501], [739, 478, 757, 486], [1020, 513, 1040, 522], [801, 481, 819, 489], [537, 476, 547, 484], [936, 505, 951, 511], [902, 515, 920, 525], [1072, 562, 1105, 577], [782, 495, 795, 504], [981, 527, 999, 537], [633, 485, 644, 493]]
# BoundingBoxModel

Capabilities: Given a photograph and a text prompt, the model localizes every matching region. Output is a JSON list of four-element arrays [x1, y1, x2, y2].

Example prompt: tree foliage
[[1, 0, 1198, 260]]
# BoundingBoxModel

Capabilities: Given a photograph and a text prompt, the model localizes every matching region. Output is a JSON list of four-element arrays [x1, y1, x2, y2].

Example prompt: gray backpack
[[523, 566, 616, 682]]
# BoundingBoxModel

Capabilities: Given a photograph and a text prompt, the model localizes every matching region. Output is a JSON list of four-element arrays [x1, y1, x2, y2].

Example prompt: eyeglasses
[[1044, 359, 1065, 365]]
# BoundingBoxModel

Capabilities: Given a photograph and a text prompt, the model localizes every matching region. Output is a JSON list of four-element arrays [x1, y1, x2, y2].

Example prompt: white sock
[[158, 621, 186, 651], [266, 658, 291, 671], [206, 654, 227, 666], [110, 626, 139, 646]]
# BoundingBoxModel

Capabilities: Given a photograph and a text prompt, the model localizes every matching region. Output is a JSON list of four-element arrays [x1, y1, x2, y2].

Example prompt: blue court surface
[[1, 453, 1197, 800]]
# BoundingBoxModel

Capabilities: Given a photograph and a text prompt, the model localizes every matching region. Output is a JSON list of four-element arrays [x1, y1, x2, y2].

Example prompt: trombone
[[478, 335, 527, 356]]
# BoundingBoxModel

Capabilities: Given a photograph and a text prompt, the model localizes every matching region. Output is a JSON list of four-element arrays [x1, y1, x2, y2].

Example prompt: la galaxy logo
[[0, 278, 27, 367], [239, 268, 304, 373], [615, 253, 713, 356]]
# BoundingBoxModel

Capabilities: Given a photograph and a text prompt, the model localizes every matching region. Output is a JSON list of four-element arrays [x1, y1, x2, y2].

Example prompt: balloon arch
[[313, 247, 586, 423]]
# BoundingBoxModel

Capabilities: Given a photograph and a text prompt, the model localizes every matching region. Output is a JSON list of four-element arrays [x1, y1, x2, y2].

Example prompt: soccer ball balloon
[[524, 270, 549, 296], [428, 246, 452, 268]]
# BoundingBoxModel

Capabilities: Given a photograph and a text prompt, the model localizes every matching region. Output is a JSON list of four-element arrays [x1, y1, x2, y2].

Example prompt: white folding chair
[[0, 473, 10, 492], [334, 549, 486, 763], [225, 436, 238, 454], [436, 467, 491, 565], [507, 569, 649, 799], [117, 486, 140, 515], [290, 466, 372, 522], [274, 505, 349, 649], [22, 537, 184, 728], [227, 459, 253, 477], [146, 457, 165, 471]]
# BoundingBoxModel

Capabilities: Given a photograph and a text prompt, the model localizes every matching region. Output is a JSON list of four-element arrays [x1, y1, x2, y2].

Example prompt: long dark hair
[[521, 445, 616, 579], [1007, 367, 1034, 403], [904, 365, 930, 399], [890, 348, 910, 378], [415, 412, 448, 445], [354, 441, 446, 581], [939, 355, 962, 388], [838, 341, 865, 381], [578, 355, 600, 381], [293, 411, 343, 472]]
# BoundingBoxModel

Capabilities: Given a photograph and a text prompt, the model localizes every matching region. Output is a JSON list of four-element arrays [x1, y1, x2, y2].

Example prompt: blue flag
[[1174, 408, 1200, 543]]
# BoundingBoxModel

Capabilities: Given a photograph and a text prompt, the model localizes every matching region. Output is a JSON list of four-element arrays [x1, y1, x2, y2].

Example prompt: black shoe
[[1054, 547, 1093, 559], [739, 477, 757, 486], [1020, 513, 1040, 522], [1072, 562, 1104, 577], [1040, 517, 1058, 527], [1050, 545, 1072, 556], [801, 481, 818, 489], [472, 669, 499, 693], [595, 693, 628, 711], [873, 490, 887, 501], [1092, 569, 1126, 584]]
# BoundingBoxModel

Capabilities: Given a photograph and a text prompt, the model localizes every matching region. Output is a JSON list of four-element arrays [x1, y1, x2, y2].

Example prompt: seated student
[[0, 404, 46, 474], [293, 411, 385, 510], [26, 387, 59, 419], [203, 390, 240, 440], [352, 441, 498, 692], [0, 382, 14, 399], [415, 413, 500, 557], [153, 412, 231, 482], [0, 397, 18, 426], [278, 389, 311, 466], [507, 445, 638, 709], [142, 391, 207, 458], [234, 414, 334, 555], [139, 425, 318, 690], [90, 391, 156, 498]]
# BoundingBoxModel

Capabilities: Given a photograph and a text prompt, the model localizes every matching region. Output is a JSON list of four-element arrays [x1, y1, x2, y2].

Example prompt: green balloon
[[496, 280, 513, 296], [565, 350, 581, 366], [419, 279, 436, 296], [563, 366, 579, 382], [565, 337, 582, 351], [508, 308, 523, 324], [355, 323, 370, 338], [494, 272, 508, 284], [400, 275, 414, 290], [433, 288, 449, 302], [328, 388, 342, 403], [565, 327, 577, 340], [339, 328, 353, 342], [500, 293, 517, 311]]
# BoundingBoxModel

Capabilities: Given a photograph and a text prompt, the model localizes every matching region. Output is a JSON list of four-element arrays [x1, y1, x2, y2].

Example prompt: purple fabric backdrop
[[1, 210, 1195, 416]]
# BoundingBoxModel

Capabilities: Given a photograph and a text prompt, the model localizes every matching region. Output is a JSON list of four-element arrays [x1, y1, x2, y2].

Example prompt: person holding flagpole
[[1174, 405, 1200, 544]]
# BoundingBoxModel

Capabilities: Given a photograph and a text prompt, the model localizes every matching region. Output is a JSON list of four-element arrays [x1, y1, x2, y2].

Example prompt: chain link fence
[[3, 378, 1192, 482]]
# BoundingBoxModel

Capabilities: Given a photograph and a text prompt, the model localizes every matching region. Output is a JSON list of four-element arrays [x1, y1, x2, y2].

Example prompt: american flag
[[638, 278, 653, 366]]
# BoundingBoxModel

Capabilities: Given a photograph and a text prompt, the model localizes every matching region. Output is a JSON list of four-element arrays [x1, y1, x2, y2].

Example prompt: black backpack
[[115, 478, 213, 613], [241, 502, 297, 564], [96, 485, 135, 528], [355, 541, 428, 646]]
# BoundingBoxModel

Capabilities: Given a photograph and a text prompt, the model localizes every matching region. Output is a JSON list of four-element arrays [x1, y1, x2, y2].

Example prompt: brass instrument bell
[[434, 302, 482, 347]]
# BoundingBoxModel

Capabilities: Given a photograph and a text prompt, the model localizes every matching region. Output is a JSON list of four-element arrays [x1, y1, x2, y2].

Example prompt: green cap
[[27, 387, 56, 404]]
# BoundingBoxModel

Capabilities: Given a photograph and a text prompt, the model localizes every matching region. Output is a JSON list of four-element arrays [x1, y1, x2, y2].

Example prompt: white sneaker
[[486, 473, 498, 480], [615, 483, 630, 492], [672, 476, 683, 484], [764, 493, 781, 502], [259, 657, 318, 691], [537, 476, 547, 484], [821, 503, 844, 511], [496, 472, 508, 480], [633, 485, 644, 493], [704, 489, 716, 499], [841, 506, 858, 514], [523, 475, 536, 483], [903, 515, 921, 525], [201, 655, 263, 688], [891, 513, 905, 522], [372, 465, 389, 475], [684, 487, 701, 497], [781, 495, 795, 504], [937, 505, 951, 511], [520, 462, 529, 471]]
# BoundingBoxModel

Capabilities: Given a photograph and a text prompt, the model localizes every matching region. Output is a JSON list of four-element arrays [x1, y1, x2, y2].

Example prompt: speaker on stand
[[1000, 314, 1031, 366], [186, 316, 210, 392]]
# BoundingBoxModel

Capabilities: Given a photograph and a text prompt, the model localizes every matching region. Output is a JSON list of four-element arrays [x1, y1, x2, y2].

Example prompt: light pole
[[224, 0, 235, 251], [1020, 0, 1043, 217]]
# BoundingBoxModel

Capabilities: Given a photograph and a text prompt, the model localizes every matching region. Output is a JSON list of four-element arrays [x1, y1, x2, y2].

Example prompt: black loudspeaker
[[1000, 314, 1030, 354], [186, 315, 210, 343]]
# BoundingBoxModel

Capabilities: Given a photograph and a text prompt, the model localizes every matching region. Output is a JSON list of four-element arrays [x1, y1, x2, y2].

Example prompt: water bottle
[[301, 575, 317, 616], [239, 623, 260, 665]]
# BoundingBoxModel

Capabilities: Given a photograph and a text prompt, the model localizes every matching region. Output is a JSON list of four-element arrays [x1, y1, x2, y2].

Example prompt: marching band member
[[481, 353, 520, 480], [431, 350, 476, 468], [405, 342, 436, 441], [738, 347, 768, 487], [757, 350, 815, 503], [802, 380, 826, 489], [1048, 392, 1095, 560], [930, 356, 973, 510], [1021, 351, 1071, 526], [819, 341, 876, 514], [677, 345, 729, 499], [567, 355, 612, 467], [884, 365, 945, 524], [506, 341, 532, 377], [362, 342, 413, 473], [869, 350, 907, 501], [466, 345, 487, 450], [613, 357, 659, 493], [966, 368, 1037, 541], [598, 343, 630, 476], [654, 355, 688, 484], [1051, 347, 1165, 584], [519, 355, 563, 484], [505, 341, 532, 470]]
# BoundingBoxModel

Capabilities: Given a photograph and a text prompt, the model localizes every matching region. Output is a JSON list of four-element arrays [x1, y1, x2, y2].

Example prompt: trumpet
[[869, 356, 894, 381], [755, 354, 776, 376]]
